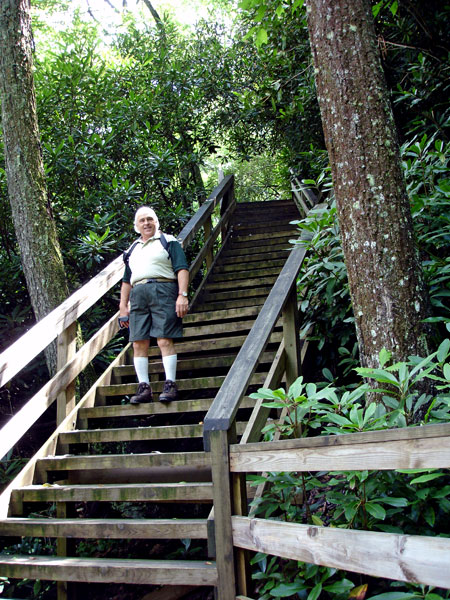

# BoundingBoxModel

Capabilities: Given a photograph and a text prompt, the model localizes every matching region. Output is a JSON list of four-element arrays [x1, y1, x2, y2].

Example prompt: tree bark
[[0, 0, 69, 375], [306, 0, 432, 369]]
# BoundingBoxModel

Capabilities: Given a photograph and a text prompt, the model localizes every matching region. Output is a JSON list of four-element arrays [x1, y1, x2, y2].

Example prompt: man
[[119, 206, 189, 403]]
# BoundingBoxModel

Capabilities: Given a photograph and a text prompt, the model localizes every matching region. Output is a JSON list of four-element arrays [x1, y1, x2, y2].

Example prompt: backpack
[[123, 232, 169, 268]]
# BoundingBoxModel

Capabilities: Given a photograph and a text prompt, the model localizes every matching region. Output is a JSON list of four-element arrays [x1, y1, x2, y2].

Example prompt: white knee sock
[[162, 354, 177, 382], [134, 356, 149, 384]]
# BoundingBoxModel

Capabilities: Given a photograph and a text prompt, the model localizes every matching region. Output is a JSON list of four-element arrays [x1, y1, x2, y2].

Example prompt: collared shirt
[[122, 233, 188, 286]]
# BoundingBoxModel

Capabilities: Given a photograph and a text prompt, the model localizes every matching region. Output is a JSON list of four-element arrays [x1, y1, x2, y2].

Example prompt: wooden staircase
[[0, 195, 302, 599]]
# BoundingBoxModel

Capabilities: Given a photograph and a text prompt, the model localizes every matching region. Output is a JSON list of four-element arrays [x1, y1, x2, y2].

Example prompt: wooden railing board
[[0, 255, 124, 388], [231, 422, 450, 453], [232, 516, 450, 589], [229, 430, 450, 473], [0, 313, 119, 461]]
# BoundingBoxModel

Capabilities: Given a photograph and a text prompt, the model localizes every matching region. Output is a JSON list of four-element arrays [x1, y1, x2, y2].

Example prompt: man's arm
[[119, 281, 132, 327], [176, 269, 189, 318]]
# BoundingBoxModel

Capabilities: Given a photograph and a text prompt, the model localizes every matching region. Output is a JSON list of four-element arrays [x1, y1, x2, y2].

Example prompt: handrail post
[[204, 216, 214, 269], [56, 322, 77, 426], [282, 284, 301, 388], [209, 428, 237, 600], [220, 174, 235, 241]]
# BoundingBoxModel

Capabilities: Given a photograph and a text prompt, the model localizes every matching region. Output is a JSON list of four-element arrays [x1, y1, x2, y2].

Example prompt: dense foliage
[[0, 0, 449, 598]]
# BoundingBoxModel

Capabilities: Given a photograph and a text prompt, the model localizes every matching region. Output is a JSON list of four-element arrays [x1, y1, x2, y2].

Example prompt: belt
[[133, 278, 176, 287]]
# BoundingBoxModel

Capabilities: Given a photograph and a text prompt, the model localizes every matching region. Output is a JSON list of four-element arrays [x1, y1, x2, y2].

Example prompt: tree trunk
[[306, 0, 432, 370], [0, 0, 69, 375]]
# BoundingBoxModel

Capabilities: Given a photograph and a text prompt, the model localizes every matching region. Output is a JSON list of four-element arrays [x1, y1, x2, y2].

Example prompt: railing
[[202, 189, 450, 598], [230, 424, 450, 593], [203, 211, 315, 598], [0, 174, 235, 516]]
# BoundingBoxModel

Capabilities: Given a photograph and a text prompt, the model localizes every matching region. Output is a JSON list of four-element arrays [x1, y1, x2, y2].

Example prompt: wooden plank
[[79, 397, 257, 420], [0, 517, 208, 539], [209, 430, 237, 600], [56, 322, 77, 426], [98, 372, 266, 398], [0, 312, 119, 462], [0, 555, 218, 586], [239, 341, 286, 446], [202, 288, 272, 303], [230, 231, 294, 244], [0, 255, 124, 388], [13, 482, 214, 503], [282, 287, 301, 388], [232, 516, 450, 589], [193, 297, 267, 312], [151, 332, 282, 357], [59, 421, 247, 445], [203, 242, 308, 440], [220, 244, 291, 258], [231, 423, 450, 453], [230, 435, 450, 472], [208, 272, 280, 285], [182, 320, 258, 338], [37, 451, 211, 472], [183, 306, 261, 324], [213, 259, 285, 274]]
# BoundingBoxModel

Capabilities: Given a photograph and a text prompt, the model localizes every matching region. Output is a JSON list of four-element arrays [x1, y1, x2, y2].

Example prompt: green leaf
[[379, 348, 391, 368], [410, 473, 444, 484], [367, 594, 418, 600], [365, 502, 386, 520], [324, 579, 354, 594], [423, 505, 435, 527], [311, 515, 324, 526], [437, 338, 450, 362], [271, 582, 306, 597], [307, 582, 322, 600], [255, 28, 268, 48], [390, 0, 398, 16]]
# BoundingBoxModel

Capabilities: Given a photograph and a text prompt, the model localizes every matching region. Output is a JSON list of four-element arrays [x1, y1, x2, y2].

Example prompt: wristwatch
[[179, 291, 188, 297]]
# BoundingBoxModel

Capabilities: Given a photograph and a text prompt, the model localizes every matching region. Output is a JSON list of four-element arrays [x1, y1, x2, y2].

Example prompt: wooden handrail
[[203, 241, 307, 448], [0, 256, 124, 388], [178, 175, 234, 248]]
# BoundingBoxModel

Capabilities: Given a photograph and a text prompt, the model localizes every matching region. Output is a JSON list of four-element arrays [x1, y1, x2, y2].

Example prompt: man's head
[[134, 206, 160, 240]]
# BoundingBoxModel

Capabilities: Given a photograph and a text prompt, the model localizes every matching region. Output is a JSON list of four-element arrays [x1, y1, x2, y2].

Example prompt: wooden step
[[209, 268, 281, 282], [217, 250, 289, 265], [151, 331, 280, 356], [114, 351, 275, 378], [11, 482, 214, 504], [213, 258, 285, 273], [59, 421, 247, 445], [37, 451, 210, 474], [0, 555, 218, 586], [80, 396, 257, 420], [184, 305, 261, 323], [201, 287, 272, 302], [0, 517, 208, 539], [192, 297, 267, 312], [97, 372, 266, 399], [230, 231, 295, 244], [220, 243, 291, 258], [182, 319, 257, 338], [205, 275, 278, 289]]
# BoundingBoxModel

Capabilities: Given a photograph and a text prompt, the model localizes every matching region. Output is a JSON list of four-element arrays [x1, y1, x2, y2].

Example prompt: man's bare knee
[[133, 340, 149, 357], [157, 337, 175, 357]]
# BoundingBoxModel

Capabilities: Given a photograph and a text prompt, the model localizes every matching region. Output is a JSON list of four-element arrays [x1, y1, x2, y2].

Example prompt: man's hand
[[176, 295, 189, 318]]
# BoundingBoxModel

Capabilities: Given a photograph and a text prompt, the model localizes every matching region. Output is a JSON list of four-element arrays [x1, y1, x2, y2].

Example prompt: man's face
[[136, 211, 157, 240]]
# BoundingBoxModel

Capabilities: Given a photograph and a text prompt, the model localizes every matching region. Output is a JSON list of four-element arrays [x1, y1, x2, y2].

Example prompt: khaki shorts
[[129, 281, 183, 341]]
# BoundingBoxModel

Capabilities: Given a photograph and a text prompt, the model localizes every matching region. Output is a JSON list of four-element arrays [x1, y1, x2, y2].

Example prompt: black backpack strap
[[159, 232, 169, 251], [123, 234, 169, 266], [123, 241, 139, 266]]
